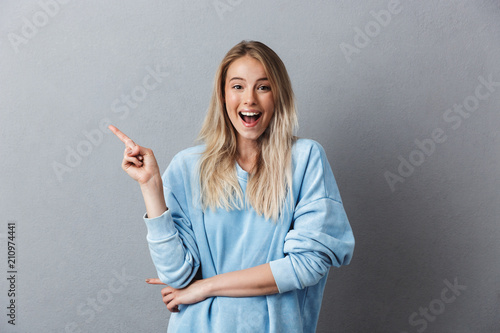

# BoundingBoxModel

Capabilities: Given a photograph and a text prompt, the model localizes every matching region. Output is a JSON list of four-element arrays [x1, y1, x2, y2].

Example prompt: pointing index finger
[[108, 125, 136, 148]]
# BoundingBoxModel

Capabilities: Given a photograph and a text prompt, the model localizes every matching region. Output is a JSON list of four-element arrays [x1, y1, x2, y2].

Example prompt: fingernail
[[145, 279, 150, 283]]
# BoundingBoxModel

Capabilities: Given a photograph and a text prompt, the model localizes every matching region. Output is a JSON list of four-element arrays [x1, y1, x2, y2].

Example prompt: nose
[[244, 89, 257, 105]]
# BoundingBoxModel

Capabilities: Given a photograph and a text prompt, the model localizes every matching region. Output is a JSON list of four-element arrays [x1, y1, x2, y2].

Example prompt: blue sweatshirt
[[144, 139, 354, 333]]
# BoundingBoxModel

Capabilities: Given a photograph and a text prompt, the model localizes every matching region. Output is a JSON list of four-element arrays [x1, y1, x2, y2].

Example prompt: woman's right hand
[[108, 125, 160, 186], [109, 125, 167, 218]]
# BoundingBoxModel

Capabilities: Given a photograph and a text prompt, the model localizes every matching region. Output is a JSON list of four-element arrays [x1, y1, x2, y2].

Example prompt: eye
[[232, 84, 243, 90], [258, 85, 271, 91]]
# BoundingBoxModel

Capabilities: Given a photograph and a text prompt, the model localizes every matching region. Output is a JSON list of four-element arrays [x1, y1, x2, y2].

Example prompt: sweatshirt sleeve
[[269, 141, 355, 294], [143, 154, 201, 289]]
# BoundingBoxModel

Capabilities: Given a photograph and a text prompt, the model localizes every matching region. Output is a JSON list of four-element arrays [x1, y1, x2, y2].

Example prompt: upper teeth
[[240, 112, 260, 116]]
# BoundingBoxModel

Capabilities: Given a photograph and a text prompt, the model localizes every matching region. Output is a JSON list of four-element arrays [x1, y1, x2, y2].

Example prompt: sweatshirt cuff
[[269, 256, 301, 294], [143, 209, 177, 241]]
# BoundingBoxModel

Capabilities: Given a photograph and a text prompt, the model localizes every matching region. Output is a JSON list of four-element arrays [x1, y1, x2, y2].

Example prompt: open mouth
[[239, 111, 262, 125]]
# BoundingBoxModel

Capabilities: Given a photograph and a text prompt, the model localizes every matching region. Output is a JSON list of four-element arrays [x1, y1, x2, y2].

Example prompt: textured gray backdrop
[[1, 1, 499, 332]]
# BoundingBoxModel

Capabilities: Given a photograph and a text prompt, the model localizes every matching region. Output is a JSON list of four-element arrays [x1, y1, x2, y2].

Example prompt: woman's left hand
[[146, 278, 209, 312]]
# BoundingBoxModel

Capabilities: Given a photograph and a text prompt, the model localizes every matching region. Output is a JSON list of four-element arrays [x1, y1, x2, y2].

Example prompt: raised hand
[[109, 125, 167, 218], [108, 125, 161, 185]]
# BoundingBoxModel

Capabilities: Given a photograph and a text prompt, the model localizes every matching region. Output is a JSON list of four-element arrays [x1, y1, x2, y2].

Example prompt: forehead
[[226, 55, 267, 80]]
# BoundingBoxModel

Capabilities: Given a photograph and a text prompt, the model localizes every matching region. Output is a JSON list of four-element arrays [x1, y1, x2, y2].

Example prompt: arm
[[204, 263, 278, 297], [269, 198, 354, 293], [147, 142, 354, 311], [109, 125, 200, 288], [108, 124, 167, 218], [140, 176, 167, 219], [147, 263, 278, 312], [269, 141, 355, 293]]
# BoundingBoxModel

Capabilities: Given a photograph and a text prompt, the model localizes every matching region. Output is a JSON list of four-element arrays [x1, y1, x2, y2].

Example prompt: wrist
[[139, 173, 163, 191], [200, 277, 216, 298], [140, 174, 167, 219]]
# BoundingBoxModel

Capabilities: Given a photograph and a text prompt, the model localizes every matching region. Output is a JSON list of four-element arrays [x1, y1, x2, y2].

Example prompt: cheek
[[264, 93, 275, 111], [265, 99, 275, 116], [224, 97, 239, 124], [225, 90, 238, 107], [265, 102, 276, 127]]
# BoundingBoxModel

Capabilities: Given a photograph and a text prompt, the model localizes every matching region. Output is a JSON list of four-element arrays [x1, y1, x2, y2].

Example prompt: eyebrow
[[228, 77, 269, 82]]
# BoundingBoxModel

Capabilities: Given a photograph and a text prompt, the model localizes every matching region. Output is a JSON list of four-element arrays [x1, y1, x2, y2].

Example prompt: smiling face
[[224, 55, 275, 149]]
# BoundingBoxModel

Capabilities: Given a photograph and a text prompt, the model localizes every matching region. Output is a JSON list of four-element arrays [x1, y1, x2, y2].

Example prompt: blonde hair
[[197, 40, 298, 221]]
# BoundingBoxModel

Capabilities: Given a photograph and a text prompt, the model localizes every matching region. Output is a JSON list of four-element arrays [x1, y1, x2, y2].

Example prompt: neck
[[236, 137, 259, 172]]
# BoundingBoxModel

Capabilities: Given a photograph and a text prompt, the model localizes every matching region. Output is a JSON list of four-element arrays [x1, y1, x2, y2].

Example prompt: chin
[[237, 131, 264, 143]]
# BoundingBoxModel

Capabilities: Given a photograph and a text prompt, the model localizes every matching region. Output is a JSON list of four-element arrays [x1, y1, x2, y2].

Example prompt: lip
[[238, 110, 262, 128]]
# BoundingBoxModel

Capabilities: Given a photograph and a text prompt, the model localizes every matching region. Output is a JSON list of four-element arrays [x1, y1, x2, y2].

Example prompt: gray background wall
[[1, 1, 499, 332]]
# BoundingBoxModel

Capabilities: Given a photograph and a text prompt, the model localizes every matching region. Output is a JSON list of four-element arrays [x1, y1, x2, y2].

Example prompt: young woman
[[110, 40, 354, 333]]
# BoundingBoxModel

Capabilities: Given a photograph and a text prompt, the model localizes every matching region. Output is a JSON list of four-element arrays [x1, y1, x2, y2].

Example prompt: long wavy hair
[[197, 40, 298, 222]]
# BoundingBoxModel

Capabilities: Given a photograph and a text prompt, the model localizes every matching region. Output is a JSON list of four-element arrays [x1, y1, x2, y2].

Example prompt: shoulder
[[163, 144, 205, 181], [291, 138, 341, 202], [170, 144, 205, 166], [292, 138, 325, 151], [292, 138, 328, 163]]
